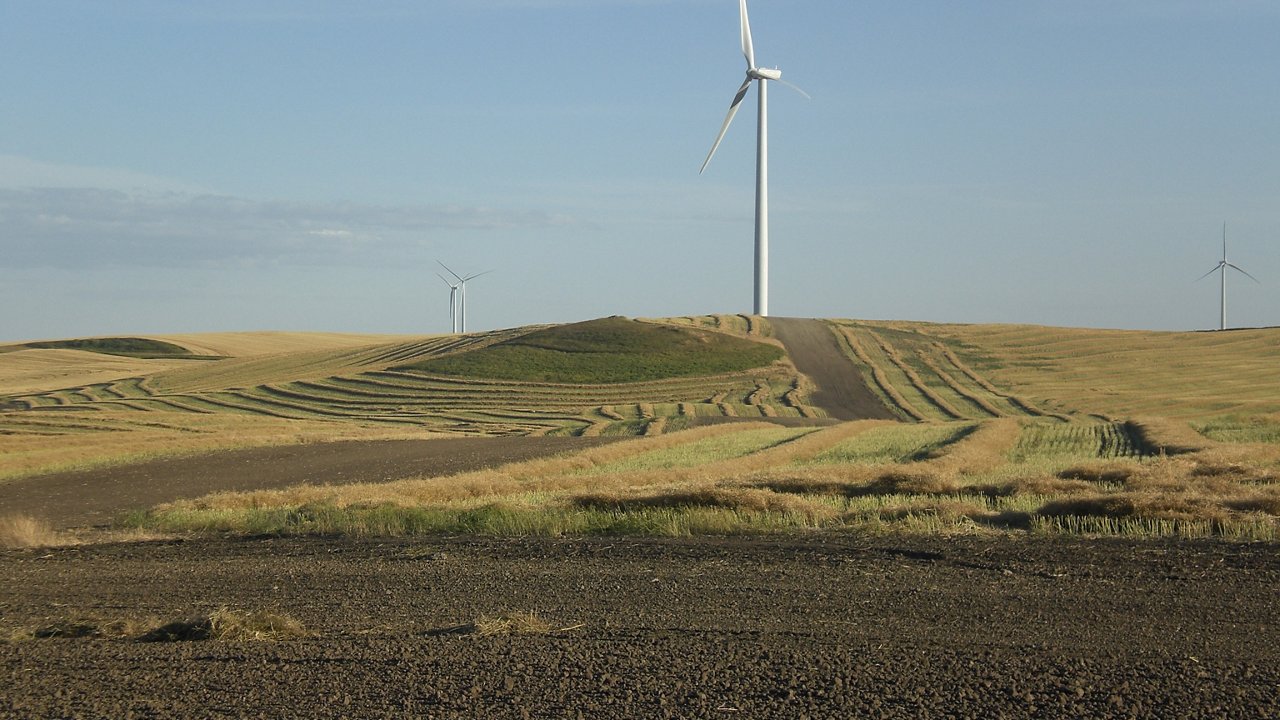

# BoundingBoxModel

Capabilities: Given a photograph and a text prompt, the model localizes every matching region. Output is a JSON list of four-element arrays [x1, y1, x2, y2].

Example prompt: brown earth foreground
[[2, 534, 1277, 719]]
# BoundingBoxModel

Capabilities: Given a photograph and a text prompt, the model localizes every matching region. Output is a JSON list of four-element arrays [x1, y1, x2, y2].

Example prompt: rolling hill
[[2, 314, 1279, 481]]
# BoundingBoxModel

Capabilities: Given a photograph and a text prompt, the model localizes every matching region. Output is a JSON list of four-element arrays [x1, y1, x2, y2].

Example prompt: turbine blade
[[463, 269, 495, 282], [1195, 265, 1222, 282], [435, 272, 451, 285], [1226, 263, 1261, 283], [739, 0, 756, 69], [700, 78, 753, 174], [775, 77, 811, 100], [437, 260, 463, 283]]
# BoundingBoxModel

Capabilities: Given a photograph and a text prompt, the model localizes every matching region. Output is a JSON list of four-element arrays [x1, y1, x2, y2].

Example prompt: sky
[[2, 0, 1278, 342]]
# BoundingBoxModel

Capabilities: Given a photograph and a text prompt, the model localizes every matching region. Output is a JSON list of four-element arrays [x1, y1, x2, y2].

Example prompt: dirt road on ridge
[[768, 317, 896, 421]]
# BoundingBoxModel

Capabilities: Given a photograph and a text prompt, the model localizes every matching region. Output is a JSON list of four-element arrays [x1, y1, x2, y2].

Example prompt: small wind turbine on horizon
[[1196, 222, 1259, 331], [435, 272, 462, 334], [437, 261, 492, 334], [699, 0, 807, 318]]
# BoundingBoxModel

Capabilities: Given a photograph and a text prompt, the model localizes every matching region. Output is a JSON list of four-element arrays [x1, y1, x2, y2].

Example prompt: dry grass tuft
[[1127, 417, 1215, 454], [573, 487, 836, 521], [473, 611, 553, 637], [27, 617, 153, 640], [1013, 476, 1105, 496], [0, 514, 76, 549], [866, 469, 961, 496], [1058, 463, 1139, 484], [140, 608, 307, 642]]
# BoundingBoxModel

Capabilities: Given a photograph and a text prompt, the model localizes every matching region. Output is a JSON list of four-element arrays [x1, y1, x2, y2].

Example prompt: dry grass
[[0, 413, 436, 482], [141, 608, 307, 642], [5, 608, 305, 643], [147, 331, 421, 358], [0, 348, 193, 395], [0, 514, 76, 549], [471, 611, 553, 637], [923, 322, 1280, 419]]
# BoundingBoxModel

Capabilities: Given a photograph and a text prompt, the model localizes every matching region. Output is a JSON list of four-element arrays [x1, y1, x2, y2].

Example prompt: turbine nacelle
[[750, 67, 782, 81]]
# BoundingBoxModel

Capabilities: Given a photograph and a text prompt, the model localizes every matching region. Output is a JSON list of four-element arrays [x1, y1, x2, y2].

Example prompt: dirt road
[[0, 437, 624, 529], [768, 317, 896, 421], [2, 534, 1276, 718]]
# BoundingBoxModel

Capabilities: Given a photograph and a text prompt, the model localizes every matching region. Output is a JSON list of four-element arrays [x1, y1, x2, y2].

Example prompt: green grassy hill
[[397, 316, 785, 384], [12, 337, 211, 359]]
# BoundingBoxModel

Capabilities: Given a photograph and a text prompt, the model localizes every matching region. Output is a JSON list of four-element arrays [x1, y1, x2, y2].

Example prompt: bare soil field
[[2, 534, 1276, 718], [0, 437, 624, 529]]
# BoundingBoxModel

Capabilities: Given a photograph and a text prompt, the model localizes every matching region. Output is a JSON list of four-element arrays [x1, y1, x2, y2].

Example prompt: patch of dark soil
[[138, 618, 213, 643], [1, 534, 1276, 718], [0, 436, 628, 529], [769, 317, 897, 421]]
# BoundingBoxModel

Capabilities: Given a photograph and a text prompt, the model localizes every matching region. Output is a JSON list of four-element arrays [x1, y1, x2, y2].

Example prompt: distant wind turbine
[[1196, 222, 1259, 331], [435, 273, 462, 334], [700, 0, 807, 318], [437, 261, 492, 334]]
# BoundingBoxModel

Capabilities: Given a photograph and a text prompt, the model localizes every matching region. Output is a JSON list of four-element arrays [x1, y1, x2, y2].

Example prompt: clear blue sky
[[3, 0, 1278, 341]]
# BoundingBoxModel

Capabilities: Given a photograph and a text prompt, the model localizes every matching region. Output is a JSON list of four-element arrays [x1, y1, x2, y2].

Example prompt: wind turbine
[[1196, 222, 1259, 331], [700, 0, 807, 317], [437, 261, 492, 334], [435, 272, 461, 333]]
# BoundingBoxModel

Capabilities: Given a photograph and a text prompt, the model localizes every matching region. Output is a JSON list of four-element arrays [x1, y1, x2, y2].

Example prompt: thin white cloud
[[101, 0, 696, 23], [0, 187, 571, 269], [0, 155, 209, 194]]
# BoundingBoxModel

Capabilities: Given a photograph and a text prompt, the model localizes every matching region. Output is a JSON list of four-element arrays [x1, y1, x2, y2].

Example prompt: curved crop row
[[932, 343, 1066, 420], [866, 330, 965, 420], [915, 354, 1005, 418], [835, 327, 926, 422]]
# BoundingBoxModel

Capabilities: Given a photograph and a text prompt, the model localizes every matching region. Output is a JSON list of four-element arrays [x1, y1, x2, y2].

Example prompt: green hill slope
[[397, 317, 785, 384]]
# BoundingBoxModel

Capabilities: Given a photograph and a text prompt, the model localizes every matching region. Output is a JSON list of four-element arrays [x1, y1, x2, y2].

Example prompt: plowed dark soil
[[768, 317, 896, 421], [2, 534, 1277, 718], [0, 437, 625, 529]]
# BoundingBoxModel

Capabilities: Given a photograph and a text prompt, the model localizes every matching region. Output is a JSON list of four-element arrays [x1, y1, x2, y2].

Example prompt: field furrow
[[834, 327, 926, 421], [866, 330, 966, 420], [915, 354, 1005, 418]]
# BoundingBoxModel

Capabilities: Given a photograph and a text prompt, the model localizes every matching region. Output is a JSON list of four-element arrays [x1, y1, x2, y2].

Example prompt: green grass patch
[[807, 422, 975, 465], [397, 316, 783, 384], [23, 337, 212, 359], [1010, 420, 1146, 461], [1193, 415, 1280, 444], [123, 502, 834, 538], [587, 427, 816, 473]]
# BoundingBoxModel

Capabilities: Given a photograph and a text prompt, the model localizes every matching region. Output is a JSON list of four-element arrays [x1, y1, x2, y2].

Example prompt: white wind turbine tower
[[438, 261, 492, 334], [700, 0, 807, 317], [435, 272, 462, 334], [1196, 223, 1260, 331]]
